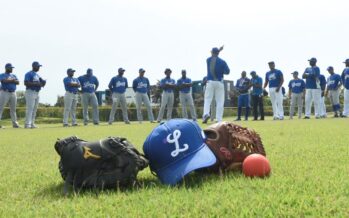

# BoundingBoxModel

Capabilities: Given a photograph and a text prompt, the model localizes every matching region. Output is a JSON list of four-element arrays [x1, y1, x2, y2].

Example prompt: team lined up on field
[[0, 48, 348, 128]]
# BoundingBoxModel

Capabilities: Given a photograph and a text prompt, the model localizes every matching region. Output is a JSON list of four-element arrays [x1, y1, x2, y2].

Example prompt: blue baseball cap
[[211, 47, 220, 54], [308, 57, 317, 62], [118, 67, 125, 73], [139, 68, 146, 73], [32, 61, 42, 67], [343, 59, 349, 64], [5, 63, 14, 69], [67, 68, 75, 73], [143, 119, 216, 185]]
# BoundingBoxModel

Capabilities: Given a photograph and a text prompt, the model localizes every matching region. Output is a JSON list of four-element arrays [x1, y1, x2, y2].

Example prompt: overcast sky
[[1, 0, 348, 104]]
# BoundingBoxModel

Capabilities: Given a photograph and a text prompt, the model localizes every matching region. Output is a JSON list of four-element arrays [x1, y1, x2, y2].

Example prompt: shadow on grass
[[34, 170, 245, 199]]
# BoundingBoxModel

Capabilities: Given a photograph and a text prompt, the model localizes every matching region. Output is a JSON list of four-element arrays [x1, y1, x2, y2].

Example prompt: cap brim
[[156, 143, 216, 185]]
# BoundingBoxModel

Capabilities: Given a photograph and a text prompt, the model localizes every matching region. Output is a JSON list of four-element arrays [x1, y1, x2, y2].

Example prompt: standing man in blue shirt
[[0, 63, 20, 128], [319, 73, 327, 118], [250, 71, 264, 121], [288, 71, 305, 119], [63, 68, 80, 127], [325, 66, 342, 117], [177, 70, 197, 120], [303, 57, 321, 119], [263, 61, 284, 120], [78, 68, 99, 125], [108, 68, 130, 125], [203, 46, 230, 123], [157, 68, 176, 122], [24, 61, 46, 128], [341, 59, 349, 117], [235, 71, 251, 121], [132, 68, 155, 123]]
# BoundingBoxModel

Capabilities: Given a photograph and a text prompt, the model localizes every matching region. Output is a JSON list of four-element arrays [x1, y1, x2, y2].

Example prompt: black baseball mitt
[[54, 136, 148, 192]]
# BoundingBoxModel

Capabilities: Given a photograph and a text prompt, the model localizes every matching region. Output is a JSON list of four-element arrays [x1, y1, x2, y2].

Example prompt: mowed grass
[[0, 117, 348, 217]]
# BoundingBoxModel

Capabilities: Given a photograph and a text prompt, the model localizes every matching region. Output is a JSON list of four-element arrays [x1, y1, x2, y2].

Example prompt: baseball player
[[202, 46, 230, 123], [132, 68, 154, 123], [24, 61, 46, 128], [0, 63, 20, 128], [288, 71, 305, 119], [108, 68, 130, 125], [250, 71, 264, 121], [235, 71, 251, 121], [63, 68, 80, 127], [319, 73, 327, 118], [177, 70, 197, 120], [157, 68, 176, 122], [202, 76, 215, 121], [263, 61, 284, 120], [78, 68, 99, 125], [325, 66, 342, 117], [302, 57, 321, 119], [341, 59, 349, 117]]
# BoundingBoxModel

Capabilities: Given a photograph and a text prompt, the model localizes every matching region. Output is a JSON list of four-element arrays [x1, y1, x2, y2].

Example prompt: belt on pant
[[67, 91, 78, 94], [26, 89, 39, 92], [2, 89, 15, 93]]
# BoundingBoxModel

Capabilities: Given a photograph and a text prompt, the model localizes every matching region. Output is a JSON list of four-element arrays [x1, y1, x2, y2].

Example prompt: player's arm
[[24, 79, 41, 87], [276, 73, 284, 92], [223, 61, 230, 75], [337, 76, 343, 90], [2, 78, 19, 84], [94, 77, 99, 91], [132, 79, 137, 92], [302, 69, 308, 79], [125, 79, 128, 88], [263, 74, 268, 89], [108, 78, 113, 91]]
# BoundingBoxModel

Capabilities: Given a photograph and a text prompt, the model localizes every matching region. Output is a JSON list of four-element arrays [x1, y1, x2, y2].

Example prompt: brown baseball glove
[[204, 121, 266, 172]]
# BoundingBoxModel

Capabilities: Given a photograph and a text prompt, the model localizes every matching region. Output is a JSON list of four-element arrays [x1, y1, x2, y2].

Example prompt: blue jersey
[[177, 77, 192, 93], [78, 75, 99, 93], [0, 73, 18, 92], [109, 76, 128, 94], [288, 79, 305, 94], [251, 76, 263, 96], [319, 74, 326, 91], [327, 74, 341, 90], [236, 77, 251, 94], [160, 77, 176, 93], [206, 56, 230, 81], [24, 71, 43, 92], [133, 77, 150, 93], [63, 77, 80, 93], [341, 67, 349, 89], [265, 69, 283, 88], [304, 66, 320, 89]]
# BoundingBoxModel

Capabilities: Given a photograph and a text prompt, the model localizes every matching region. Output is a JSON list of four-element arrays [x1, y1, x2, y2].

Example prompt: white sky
[[1, 0, 348, 104]]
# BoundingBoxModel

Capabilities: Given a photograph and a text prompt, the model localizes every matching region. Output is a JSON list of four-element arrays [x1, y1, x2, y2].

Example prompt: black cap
[[343, 59, 349, 64], [250, 71, 256, 75], [268, 61, 275, 65], [181, 69, 186, 73], [308, 57, 317, 62], [67, 68, 76, 73], [139, 68, 145, 73], [291, 71, 298, 75], [5, 63, 14, 69], [118, 68, 125, 73], [165, 68, 172, 73], [327, 66, 334, 71]]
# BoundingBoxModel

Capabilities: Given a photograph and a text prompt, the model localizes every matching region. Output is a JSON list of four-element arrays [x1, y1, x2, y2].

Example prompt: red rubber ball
[[242, 154, 271, 178]]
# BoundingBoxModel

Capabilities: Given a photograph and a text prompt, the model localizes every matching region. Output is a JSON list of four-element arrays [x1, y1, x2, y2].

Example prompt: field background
[[0, 117, 348, 217]]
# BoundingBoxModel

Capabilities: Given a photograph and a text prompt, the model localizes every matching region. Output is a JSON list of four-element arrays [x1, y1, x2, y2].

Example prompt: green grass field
[[0, 117, 348, 217]]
